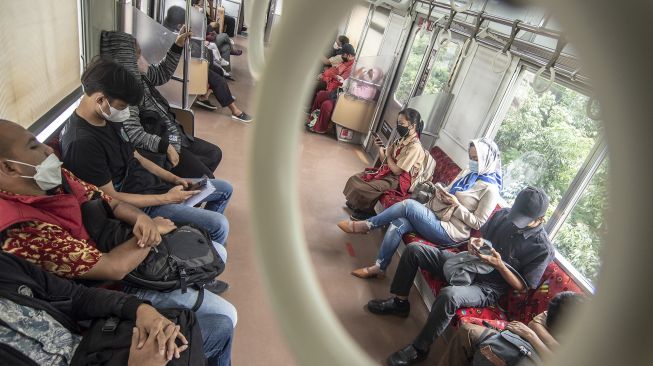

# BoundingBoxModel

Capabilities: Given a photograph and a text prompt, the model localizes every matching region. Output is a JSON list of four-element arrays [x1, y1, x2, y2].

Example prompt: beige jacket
[[429, 172, 501, 242]]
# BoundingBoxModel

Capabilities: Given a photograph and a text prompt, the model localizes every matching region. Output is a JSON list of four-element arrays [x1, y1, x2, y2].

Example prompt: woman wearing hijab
[[339, 138, 503, 279], [342, 109, 427, 221]]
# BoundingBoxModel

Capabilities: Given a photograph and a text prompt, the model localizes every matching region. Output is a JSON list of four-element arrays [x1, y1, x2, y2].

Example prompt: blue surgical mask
[[469, 160, 479, 173]]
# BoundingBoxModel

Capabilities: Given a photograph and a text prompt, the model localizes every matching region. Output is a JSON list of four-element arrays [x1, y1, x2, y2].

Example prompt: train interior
[[0, 0, 611, 365]]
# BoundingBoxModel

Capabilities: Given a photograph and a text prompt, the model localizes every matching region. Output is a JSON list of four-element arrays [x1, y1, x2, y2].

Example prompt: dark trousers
[[224, 15, 237, 37], [207, 69, 235, 107], [390, 244, 501, 351], [171, 137, 222, 179]]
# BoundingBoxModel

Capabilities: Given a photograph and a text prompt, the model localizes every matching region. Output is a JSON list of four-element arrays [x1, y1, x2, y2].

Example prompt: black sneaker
[[232, 112, 253, 123], [195, 99, 218, 111], [350, 210, 375, 221], [205, 280, 229, 295], [367, 297, 410, 318], [387, 345, 429, 366]]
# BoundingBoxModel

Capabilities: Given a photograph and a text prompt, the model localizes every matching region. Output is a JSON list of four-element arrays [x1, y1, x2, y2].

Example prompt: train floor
[[190, 37, 443, 365]]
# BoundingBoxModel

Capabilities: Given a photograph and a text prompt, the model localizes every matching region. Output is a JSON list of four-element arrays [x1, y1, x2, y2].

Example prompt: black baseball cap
[[341, 43, 356, 56], [507, 186, 549, 228]]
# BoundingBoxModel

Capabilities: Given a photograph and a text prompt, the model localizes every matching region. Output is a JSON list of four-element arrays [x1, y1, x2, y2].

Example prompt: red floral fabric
[[1, 169, 110, 278]]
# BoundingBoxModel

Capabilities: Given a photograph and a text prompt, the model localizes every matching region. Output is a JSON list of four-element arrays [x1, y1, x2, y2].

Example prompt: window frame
[[484, 61, 605, 293], [417, 36, 464, 97], [391, 21, 437, 106]]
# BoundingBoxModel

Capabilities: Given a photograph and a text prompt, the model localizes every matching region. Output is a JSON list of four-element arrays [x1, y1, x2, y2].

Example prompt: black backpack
[[80, 198, 225, 309], [473, 329, 540, 366], [70, 308, 207, 366], [124, 224, 225, 295]]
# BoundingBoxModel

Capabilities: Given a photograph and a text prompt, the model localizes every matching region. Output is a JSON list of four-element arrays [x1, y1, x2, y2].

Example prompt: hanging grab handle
[[490, 20, 520, 74], [450, 0, 473, 13], [586, 96, 602, 120], [533, 36, 566, 93], [437, 7, 457, 48], [461, 11, 485, 58]]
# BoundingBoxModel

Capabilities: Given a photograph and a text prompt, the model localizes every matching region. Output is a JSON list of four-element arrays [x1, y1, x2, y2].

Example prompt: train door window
[[553, 160, 608, 284], [422, 41, 461, 95], [358, 6, 391, 57], [393, 26, 432, 105], [494, 70, 603, 211]]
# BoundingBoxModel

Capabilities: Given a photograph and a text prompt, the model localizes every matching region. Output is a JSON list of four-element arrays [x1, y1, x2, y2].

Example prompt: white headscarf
[[470, 137, 502, 175]]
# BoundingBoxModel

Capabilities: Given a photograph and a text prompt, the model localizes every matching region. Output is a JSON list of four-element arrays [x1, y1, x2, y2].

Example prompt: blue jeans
[[368, 199, 454, 271], [144, 179, 233, 245]]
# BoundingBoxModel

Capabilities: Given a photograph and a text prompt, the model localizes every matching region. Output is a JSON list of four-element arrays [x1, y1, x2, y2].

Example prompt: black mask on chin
[[396, 125, 410, 137]]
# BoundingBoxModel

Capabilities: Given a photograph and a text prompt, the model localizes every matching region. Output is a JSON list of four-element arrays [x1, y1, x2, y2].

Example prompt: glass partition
[[162, 0, 207, 37], [345, 55, 394, 103], [129, 5, 177, 63], [393, 25, 434, 105]]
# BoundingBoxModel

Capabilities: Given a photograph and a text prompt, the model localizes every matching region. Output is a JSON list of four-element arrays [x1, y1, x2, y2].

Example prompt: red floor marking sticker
[[345, 242, 356, 257]]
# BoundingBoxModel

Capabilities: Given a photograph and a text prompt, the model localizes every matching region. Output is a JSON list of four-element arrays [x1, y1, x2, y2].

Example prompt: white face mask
[[333, 41, 340, 50], [99, 100, 130, 123], [137, 55, 149, 74], [6, 154, 63, 191]]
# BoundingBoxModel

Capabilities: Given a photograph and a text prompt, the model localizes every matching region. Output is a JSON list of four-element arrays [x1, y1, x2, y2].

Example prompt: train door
[[362, 12, 436, 158]]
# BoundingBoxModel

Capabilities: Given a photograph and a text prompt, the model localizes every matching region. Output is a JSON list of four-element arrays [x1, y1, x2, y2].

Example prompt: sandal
[[337, 220, 370, 234]]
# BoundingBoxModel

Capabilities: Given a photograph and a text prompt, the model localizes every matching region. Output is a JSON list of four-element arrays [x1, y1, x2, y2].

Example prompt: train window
[[393, 27, 432, 105], [554, 160, 608, 284], [495, 69, 603, 210], [0, 1, 81, 128], [422, 41, 461, 95]]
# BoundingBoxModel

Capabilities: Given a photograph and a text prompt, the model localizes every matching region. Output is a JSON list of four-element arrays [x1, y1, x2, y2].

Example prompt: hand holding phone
[[469, 237, 488, 256], [185, 178, 208, 191], [373, 133, 385, 147]]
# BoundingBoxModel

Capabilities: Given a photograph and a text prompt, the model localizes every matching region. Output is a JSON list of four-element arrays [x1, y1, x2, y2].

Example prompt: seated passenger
[[101, 30, 224, 179], [342, 108, 427, 221], [321, 35, 350, 67], [161, 6, 253, 123], [192, 0, 243, 73], [313, 43, 356, 98], [0, 251, 218, 365], [339, 138, 503, 278], [59, 58, 232, 251], [365, 187, 555, 366], [0, 120, 235, 364], [307, 66, 383, 135], [438, 291, 584, 366]]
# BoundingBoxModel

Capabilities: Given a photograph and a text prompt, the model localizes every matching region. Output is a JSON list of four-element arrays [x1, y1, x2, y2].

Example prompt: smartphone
[[372, 132, 386, 148], [186, 177, 208, 191]]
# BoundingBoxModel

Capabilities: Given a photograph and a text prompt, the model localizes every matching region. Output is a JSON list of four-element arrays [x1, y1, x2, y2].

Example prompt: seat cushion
[[504, 261, 586, 324]]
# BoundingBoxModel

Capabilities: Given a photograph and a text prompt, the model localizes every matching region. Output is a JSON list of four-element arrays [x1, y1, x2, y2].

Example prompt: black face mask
[[396, 125, 410, 137]]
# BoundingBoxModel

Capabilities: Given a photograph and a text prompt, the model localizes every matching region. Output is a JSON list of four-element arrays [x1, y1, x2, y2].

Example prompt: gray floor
[[190, 37, 442, 365]]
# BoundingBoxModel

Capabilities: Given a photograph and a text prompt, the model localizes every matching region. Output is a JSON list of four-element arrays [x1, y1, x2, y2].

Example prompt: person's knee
[[404, 199, 423, 218], [437, 287, 463, 308], [206, 213, 230, 242], [404, 243, 424, 261], [212, 146, 223, 167]]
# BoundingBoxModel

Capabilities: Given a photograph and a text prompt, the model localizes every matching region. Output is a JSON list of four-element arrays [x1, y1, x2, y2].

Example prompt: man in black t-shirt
[[60, 57, 233, 255], [366, 187, 555, 366]]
